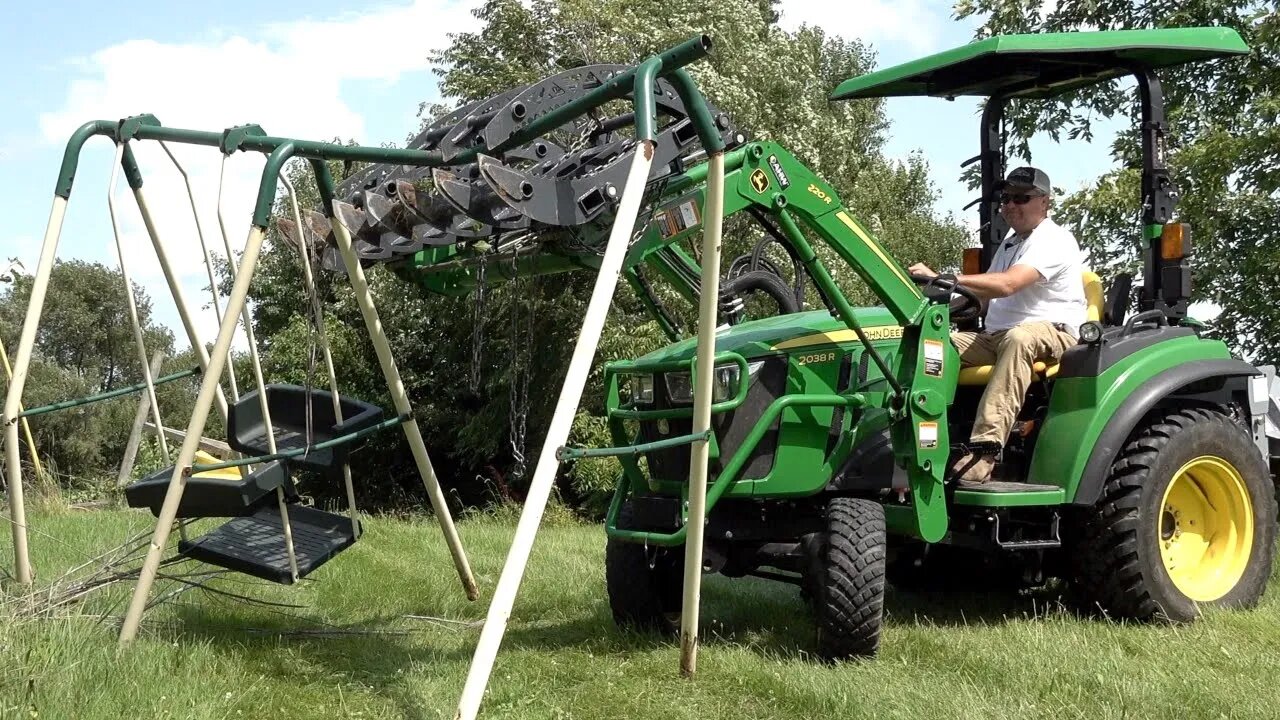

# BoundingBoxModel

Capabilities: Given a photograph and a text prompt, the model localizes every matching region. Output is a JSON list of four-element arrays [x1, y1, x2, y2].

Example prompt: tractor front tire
[[605, 508, 684, 635], [816, 497, 886, 660], [1070, 406, 1276, 621]]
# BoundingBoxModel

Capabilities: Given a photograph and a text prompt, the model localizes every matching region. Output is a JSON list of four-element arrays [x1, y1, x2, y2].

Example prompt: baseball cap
[[994, 166, 1051, 196]]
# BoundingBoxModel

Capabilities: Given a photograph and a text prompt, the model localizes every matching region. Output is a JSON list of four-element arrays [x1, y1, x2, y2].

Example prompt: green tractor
[[599, 27, 1279, 658]]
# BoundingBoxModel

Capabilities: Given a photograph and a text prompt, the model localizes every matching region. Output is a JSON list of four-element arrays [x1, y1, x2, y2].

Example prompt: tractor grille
[[637, 356, 787, 483]]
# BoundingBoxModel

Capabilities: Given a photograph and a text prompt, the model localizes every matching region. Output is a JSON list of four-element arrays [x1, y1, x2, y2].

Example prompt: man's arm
[[956, 265, 1041, 300], [908, 262, 1040, 301]]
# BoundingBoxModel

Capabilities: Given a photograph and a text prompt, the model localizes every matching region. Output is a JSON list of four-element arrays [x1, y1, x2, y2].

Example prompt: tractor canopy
[[829, 27, 1248, 101]]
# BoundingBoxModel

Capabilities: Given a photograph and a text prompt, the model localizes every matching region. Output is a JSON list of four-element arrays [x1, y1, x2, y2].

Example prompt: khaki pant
[[952, 321, 1077, 446]]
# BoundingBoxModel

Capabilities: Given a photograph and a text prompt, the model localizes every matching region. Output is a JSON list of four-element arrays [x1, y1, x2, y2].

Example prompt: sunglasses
[[999, 192, 1044, 205]]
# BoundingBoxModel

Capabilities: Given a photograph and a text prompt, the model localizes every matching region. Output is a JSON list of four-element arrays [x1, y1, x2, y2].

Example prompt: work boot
[[950, 452, 996, 484]]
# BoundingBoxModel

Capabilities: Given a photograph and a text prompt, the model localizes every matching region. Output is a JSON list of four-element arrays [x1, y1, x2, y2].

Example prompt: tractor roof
[[830, 27, 1249, 101]]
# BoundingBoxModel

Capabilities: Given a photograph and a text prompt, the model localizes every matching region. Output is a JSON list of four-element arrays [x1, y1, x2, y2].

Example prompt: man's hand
[[907, 263, 936, 278]]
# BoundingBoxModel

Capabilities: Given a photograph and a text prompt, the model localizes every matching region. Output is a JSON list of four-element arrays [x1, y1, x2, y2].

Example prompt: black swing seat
[[179, 504, 360, 584], [228, 384, 385, 471], [124, 459, 293, 519]]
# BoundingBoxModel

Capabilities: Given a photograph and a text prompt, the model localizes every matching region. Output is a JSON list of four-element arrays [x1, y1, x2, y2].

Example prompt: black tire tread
[[1070, 405, 1275, 620], [817, 497, 886, 659], [605, 507, 683, 635]]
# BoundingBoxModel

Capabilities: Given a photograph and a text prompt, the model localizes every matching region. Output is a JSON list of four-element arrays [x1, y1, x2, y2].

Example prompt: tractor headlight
[[1079, 320, 1104, 345], [629, 374, 655, 405], [664, 361, 764, 405]]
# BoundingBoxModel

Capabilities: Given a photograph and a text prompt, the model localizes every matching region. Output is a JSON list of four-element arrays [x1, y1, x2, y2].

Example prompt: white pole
[[329, 201, 477, 597], [679, 150, 725, 677], [119, 225, 269, 645], [2, 196, 67, 584], [106, 144, 171, 466], [133, 187, 231, 425], [454, 140, 656, 720], [280, 174, 360, 537]]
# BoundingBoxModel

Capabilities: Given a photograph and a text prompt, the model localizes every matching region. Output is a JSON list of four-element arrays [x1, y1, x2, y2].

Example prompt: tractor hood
[[633, 307, 902, 364]]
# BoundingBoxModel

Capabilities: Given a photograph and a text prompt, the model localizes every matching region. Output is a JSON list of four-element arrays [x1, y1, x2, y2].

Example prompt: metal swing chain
[[300, 243, 327, 463], [507, 249, 534, 484], [470, 247, 490, 394]]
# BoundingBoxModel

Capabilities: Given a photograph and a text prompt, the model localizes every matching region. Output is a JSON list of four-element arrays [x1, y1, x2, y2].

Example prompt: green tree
[[0, 260, 182, 479], [954, 1, 1279, 362], [241, 0, 971, 512]]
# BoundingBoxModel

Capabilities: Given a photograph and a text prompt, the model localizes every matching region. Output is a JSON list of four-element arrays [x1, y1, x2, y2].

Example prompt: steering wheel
[[910, 273, 982, 323]]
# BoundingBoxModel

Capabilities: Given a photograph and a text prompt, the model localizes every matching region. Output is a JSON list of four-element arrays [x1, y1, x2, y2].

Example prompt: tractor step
[[992, 511, 1061, 551], [953, 481, 1066, 507], [956, 481, 1060, 493], [124, 460, 293, 518], [179, 505, 359, 584]]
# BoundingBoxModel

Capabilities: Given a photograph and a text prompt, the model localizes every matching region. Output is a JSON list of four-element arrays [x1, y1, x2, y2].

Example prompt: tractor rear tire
[[816, 497, 886, 660], [1069, 406, 1276, 621], [605, 507, 684, 635]]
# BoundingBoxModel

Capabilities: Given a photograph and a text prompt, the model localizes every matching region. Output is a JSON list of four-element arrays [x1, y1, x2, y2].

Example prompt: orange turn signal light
[[962, 247, 981, 276], [1160, 223, 1191, 261]]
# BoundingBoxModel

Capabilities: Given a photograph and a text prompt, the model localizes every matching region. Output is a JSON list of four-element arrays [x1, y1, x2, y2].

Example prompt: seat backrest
[[1083, 271, 1104, 323], [1103, 272, 1133, 326]]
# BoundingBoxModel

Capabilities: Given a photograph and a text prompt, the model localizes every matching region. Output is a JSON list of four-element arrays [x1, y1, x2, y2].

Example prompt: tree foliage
[[955, 0, 1279, 362], [0, 260, 194, 480], [194, 1, 972, 513]]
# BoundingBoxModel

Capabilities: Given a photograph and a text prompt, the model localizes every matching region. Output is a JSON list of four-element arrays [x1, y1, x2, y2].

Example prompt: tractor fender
[[1070, 358, 1259, 506]]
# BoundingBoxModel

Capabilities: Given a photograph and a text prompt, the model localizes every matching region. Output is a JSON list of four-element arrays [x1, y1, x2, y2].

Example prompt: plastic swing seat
[[227, 384, 385, 471], [178, 504, 360, 584], [124, 450, 295, 518]]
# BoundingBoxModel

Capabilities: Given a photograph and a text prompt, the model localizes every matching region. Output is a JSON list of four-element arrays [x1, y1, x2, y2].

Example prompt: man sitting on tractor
[[909, 166, 1087, 484]]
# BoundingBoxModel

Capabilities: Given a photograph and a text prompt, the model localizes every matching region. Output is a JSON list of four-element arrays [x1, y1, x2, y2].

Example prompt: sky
[[0, 0, 1126, 353]]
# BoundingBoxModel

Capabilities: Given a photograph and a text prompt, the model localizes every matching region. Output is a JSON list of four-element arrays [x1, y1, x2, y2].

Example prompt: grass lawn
[[2, 506, 1279, 719]]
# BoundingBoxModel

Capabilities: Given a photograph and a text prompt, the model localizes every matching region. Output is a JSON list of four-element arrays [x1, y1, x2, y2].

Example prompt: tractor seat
[[956, 271, 1104, 386]]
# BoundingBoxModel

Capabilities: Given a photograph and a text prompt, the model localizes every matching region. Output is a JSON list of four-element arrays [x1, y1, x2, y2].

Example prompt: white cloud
[[775, 0, 945, 54], [36, 0, 479, 351]]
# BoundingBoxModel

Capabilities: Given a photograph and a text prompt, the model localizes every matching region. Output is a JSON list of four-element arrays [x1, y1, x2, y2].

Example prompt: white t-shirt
[[983, 217, 1088, 337]]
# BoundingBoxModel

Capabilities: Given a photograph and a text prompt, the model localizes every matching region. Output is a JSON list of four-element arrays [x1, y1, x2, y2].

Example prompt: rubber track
[[819, 497, 886, 659]]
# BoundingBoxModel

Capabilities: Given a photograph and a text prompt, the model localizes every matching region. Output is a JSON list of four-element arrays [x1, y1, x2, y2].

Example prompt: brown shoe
[[950, 452, 996, 484]]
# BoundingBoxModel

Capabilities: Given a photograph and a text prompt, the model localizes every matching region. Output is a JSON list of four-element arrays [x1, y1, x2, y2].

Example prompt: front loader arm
[[626, 142, 958, 541]]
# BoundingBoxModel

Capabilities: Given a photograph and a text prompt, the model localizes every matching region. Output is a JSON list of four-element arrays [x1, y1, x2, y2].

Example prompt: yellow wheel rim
[[1158, 455, 1254, 602]]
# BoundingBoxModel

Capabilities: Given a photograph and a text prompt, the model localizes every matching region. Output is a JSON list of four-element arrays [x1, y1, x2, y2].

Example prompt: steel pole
[[3, 196, 69, 584], [679, 150, 725, 676], [454, 140, 657, 720], [118, 225, 269, 645], [328, 201, 477, 597]]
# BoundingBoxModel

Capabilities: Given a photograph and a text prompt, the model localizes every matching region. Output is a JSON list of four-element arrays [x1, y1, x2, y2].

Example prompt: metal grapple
[[278, 63, 741, 282]]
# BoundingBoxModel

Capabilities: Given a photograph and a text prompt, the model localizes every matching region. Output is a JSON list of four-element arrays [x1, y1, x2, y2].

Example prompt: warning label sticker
[[918, 422, 938, 449], [655, 199, 702, 239], [923, 339, 944, 377]]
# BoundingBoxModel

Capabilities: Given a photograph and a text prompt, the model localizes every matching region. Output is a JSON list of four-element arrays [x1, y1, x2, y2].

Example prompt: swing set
[[4, 37, 740, 719]]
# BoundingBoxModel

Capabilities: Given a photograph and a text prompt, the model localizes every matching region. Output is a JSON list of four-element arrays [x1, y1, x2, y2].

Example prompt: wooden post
[[117, 351, 166, 486]]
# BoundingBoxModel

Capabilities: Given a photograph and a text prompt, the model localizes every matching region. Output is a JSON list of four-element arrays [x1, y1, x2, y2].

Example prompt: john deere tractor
[[598, 27, 1279, 658]]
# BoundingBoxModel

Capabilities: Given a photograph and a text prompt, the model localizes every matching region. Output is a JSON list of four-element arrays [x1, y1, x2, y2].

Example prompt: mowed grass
[[2, 507, 1280, 720]]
